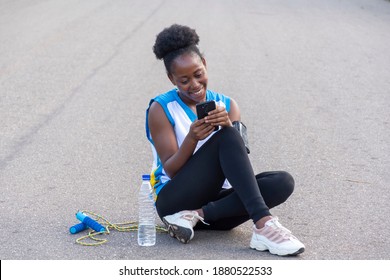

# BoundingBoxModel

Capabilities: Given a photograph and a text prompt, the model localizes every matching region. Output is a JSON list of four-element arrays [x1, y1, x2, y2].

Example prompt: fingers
[[190, 119, 216, 140], [204, 106, 230, 127], [190, 105, 229, 140]]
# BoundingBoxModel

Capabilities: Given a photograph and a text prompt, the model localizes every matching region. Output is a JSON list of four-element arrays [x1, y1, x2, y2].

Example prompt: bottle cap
[[142, 174, 151, 181]]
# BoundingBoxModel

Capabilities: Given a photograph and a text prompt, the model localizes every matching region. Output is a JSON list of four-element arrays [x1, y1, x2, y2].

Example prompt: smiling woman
[[153, 25, 209, 106], [145, 24, 305, 256]]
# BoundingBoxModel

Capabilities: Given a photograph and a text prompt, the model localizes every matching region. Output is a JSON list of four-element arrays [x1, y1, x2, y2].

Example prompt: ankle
[[255, 216, 273, 229], [195, 208, 204, 219]]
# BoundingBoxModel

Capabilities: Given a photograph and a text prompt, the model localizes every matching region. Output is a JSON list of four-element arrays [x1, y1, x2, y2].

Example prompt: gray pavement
[[0, 0, 389, 260]]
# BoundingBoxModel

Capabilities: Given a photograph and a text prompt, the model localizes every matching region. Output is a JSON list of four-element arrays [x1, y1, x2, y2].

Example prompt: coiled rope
[[75, 210, 167, 246]]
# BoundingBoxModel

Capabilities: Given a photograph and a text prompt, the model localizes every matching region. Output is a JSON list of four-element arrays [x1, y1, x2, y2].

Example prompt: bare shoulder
[[148, 101, 172, 137], [149, 100, 164, 116], [148, 101, 168, 124]]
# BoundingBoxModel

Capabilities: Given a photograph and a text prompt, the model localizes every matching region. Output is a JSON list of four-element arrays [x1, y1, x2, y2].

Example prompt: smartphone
[[196, 100, 219, 131], [196, 100, 216, 119]]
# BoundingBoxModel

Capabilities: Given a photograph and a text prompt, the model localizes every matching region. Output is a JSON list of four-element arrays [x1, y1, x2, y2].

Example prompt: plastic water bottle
[[137, 174, 156, 246]]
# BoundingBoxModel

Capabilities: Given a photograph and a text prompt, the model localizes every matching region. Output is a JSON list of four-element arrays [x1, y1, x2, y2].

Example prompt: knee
[[217, 126, 245, 148], [279, 171, 295, 198], [218, 126, 240, 138]]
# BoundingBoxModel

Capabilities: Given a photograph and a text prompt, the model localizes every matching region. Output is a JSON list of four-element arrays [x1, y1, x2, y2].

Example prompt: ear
[[201, 57, 207, 68], [167, 73, 176, 85]]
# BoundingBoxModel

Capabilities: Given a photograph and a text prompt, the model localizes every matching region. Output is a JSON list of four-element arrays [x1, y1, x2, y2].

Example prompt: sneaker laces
[[266, 217, 294, 240], [179, 211, 209, 227]]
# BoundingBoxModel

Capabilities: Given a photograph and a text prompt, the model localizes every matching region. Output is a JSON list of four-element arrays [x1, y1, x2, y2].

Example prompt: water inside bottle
[[137, 224, 156, 246]]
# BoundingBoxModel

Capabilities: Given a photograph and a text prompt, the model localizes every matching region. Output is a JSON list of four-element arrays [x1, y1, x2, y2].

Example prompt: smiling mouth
[[189, 88, 203, 96]]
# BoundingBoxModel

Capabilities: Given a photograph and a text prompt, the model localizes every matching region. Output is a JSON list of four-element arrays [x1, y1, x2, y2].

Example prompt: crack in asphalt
[[0, 0, 165, 171]]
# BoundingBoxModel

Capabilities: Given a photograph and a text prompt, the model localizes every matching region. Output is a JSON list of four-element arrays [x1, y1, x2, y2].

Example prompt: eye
[[194, 71, 203, 78]]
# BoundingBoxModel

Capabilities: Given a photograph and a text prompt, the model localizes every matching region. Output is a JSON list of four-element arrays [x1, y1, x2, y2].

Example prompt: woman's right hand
[[188, 118, 216, 142]]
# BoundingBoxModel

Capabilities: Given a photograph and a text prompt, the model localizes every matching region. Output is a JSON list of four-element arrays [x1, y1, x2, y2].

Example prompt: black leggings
[[155, 127, 295, 230]]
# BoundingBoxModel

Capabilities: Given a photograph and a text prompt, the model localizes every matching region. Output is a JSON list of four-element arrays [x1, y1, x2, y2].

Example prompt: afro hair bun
[[153, 24, 200, 60]]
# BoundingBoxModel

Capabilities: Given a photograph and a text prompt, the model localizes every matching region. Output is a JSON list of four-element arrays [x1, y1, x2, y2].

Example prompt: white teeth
[[192, 89, 202, 95]]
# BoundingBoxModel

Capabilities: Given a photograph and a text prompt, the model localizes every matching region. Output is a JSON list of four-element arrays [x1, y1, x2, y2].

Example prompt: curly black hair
[[153, 24, 203, 73]]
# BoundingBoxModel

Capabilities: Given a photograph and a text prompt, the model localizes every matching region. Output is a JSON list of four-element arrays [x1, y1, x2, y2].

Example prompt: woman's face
[[168, 53, 208, 105]]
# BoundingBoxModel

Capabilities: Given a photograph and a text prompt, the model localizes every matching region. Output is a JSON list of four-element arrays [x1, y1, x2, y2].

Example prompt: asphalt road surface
[[1, 0, 389, 262]]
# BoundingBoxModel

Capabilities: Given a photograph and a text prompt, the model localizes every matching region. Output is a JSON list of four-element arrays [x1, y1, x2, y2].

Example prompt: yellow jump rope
[[70, 210, 167, 246]]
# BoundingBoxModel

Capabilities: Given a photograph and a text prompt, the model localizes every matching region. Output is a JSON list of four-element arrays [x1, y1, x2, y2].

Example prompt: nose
[[190, 79, 200, 90]]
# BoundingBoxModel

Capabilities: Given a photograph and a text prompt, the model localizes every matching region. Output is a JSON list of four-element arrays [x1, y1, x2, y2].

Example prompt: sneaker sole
[[250, 242, 305, 256], [162, 217, 193, 244]]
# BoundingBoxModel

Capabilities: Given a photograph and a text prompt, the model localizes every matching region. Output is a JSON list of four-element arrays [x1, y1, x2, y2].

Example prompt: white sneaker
[[162, 210, 207, 244], [250, 217, 305, 256]]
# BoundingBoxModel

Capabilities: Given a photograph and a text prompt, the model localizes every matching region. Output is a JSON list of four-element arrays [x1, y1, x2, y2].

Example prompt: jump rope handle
[[69, 222, 88, 234], [75, 211, 106, 232]]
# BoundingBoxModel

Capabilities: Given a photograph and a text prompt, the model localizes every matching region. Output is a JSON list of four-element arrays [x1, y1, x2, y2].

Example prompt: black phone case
[[196, 100, 216, 119], [196, 101, 219, 131]]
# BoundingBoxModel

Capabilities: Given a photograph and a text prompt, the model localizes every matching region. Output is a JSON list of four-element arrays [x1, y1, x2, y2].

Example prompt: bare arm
[[228, 98, 241, 123], [148, 102, 215, 178]]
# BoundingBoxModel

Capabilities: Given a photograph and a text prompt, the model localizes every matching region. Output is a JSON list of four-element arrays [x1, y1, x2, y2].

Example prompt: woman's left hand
[[204, 105, 233, 128]]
